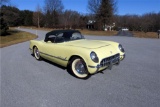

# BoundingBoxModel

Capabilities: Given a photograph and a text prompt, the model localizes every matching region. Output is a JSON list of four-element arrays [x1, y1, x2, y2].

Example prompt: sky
[[9, 0, 160, 15]]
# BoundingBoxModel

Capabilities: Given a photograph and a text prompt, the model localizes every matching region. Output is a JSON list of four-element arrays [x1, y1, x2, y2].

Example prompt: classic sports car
[[29, 30, 125, 79]]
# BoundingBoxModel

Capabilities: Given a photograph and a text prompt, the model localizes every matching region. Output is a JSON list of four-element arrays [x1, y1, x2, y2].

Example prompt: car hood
[[66, 39, 111, 49]]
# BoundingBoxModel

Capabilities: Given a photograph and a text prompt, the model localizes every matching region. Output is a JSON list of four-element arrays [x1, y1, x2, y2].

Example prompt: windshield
[[68, 32, 84, 41], [55, 32, 84, 43]]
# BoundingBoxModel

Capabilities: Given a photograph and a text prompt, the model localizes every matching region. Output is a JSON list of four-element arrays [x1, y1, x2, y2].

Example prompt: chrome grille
[[100, 53, 120, 67]]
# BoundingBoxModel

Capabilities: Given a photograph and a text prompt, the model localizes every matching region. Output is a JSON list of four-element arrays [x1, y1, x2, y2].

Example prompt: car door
[[40, 33, 68, 66]]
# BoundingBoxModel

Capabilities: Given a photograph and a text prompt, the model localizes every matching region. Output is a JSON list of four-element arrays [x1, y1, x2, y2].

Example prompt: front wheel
[[33, 46, 42, 60], [69, 57, 89, 79]]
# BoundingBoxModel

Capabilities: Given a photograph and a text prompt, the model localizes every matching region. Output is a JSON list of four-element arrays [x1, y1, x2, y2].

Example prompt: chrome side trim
[[40, 52, 68, 61], [88, 65, 97, 68], [88, 65, 101, 68]]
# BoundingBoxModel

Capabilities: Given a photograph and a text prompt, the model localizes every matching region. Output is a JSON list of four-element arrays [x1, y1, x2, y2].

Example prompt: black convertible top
[[44, 30, 81, 42], [46, 30, 80, 37]]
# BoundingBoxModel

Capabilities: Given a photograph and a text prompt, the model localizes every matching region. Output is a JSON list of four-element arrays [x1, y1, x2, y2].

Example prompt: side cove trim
[[39, 52, 68, 61]]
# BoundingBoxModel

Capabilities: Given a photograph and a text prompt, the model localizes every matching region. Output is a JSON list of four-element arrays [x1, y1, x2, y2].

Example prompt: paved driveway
[[1, 28, 160, 107]]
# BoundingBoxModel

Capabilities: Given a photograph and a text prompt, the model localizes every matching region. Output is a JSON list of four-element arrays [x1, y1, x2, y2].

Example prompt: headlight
[[90, 51, 99, 63], [118, 44, 125, 52]]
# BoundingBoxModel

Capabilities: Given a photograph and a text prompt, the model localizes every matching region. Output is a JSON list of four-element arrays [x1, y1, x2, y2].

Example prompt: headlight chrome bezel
[[119, 44, 125, 52], [90, 51, 99, 63]]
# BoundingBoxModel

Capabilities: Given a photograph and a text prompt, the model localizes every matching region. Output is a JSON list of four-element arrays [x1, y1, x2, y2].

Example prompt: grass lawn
[[80, 29, 118, 36], [0, 29, 37, 48], [132, 31, 158, 38]]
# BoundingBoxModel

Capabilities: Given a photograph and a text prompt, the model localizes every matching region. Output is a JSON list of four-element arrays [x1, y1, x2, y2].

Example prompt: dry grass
[[17, 26, 159, 38], [18, 26, 118, 36], [80, 29, 118, 36], [1, 27, 157, 48], [0, 29, 37, 48], [17, 26, 52, 31], [132, 31, 158, 38]]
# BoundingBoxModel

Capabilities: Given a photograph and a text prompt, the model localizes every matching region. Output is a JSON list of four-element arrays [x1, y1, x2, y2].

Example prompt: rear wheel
[[69, 57, 89, 79], [33, 46, 42, 60]]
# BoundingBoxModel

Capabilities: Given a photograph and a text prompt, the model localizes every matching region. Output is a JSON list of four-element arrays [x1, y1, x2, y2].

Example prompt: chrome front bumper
[[120, 54, 125, 60], [88, 54, 125, 74]]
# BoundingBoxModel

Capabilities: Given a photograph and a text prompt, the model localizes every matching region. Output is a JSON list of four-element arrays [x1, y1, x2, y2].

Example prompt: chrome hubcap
[[35, 48, 40, 58], [75, 60, 86, 74]]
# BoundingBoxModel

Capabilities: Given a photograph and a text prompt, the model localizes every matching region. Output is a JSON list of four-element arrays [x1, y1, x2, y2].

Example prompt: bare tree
[[44, 0, 63, 13], [33, 4, 43, 28], [87, 0, 101, 14], [141, 13, 155, 33], [44, 0, 64, 28], [60, 10, 80, 29], [114, 12, 160, 32], [79, 15, 88, 29], [87, 0, 117, 30]]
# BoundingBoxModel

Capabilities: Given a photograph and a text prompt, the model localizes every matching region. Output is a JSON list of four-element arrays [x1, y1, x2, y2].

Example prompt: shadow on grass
[[1, 29, 20, 36]]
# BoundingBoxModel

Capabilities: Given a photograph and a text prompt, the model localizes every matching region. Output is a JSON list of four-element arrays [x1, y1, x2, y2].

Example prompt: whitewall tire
[[70, 58, 89, 79], [34, 47, 42, 60]]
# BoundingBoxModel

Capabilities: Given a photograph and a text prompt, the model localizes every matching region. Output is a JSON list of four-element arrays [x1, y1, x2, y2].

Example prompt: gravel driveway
[[1, 28, 160, 107]]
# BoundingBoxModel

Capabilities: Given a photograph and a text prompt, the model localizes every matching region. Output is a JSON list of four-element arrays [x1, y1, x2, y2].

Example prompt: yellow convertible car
[[29, 30, 125, 79]]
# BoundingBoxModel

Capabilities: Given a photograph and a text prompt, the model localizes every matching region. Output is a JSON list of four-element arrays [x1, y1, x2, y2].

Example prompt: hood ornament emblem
[[110, 51, 112, 54]]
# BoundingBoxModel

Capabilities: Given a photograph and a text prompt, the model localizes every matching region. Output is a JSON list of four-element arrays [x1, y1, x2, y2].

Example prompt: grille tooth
[[100, 54, 120, 67]]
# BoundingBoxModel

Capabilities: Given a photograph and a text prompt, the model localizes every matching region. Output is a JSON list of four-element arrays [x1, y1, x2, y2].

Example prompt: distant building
[[121, 28, 129, 31], [87, 20, 96, 29], [103, 23, 115, 31], [87, 20, 116, 31]]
